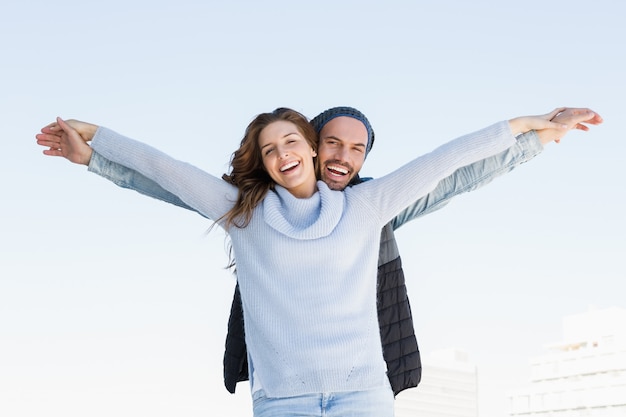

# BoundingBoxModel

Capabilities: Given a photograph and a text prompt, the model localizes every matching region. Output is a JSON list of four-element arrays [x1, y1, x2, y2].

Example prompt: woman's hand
[[542, 108, 603, 144], [36, 117, 95, 165], [508, 108, 570, 136], [509, 107, 602, 145], [40, 118, 98, 142]]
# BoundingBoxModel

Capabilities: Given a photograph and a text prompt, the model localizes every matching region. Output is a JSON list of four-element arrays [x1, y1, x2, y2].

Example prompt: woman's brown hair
[[220, 107, 318, 229]]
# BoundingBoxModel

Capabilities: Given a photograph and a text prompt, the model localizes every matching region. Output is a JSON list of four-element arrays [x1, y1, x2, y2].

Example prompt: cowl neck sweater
[[90, 121, 515, 397]]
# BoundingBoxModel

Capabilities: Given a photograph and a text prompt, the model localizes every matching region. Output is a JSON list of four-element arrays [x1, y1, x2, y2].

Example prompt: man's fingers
[[36, 132, 61, 141], [36, 133, 62, 147], [43, 148, 64, 157], [575, 124, 590, 131], [37, 139, 60, 148]]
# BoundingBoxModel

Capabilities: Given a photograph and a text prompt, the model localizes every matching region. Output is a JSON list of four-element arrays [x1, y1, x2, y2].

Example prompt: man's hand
[[537, 108, 603, 145]]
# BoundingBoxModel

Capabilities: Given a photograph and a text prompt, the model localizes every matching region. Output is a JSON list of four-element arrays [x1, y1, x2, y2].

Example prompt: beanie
[[310, 106, 375, 158]]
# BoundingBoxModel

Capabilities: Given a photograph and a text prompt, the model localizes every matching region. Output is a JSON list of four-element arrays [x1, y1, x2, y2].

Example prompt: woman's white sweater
[[90, 121, 515, 397]]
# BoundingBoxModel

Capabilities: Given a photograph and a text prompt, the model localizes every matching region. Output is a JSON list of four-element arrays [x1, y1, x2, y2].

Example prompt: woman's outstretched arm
[[36, 118, 236, 222]]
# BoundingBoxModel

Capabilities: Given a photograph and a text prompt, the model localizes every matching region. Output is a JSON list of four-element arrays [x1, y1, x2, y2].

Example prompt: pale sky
[[2, 1, 625, 416]]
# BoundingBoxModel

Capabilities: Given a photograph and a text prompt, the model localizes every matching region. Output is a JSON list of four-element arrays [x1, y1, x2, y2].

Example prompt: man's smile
[[324, 161, 352, 178]]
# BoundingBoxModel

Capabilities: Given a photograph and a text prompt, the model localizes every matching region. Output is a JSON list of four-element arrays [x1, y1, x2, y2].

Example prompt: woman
[[36, 107, 594, 416]]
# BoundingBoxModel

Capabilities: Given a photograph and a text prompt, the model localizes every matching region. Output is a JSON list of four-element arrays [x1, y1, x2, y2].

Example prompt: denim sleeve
[[391, 130, 543, 230], [87, 151, 205, 218]]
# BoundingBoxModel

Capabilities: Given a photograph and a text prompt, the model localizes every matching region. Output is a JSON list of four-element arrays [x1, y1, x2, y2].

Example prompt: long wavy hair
[[220, 107, 318, 229]]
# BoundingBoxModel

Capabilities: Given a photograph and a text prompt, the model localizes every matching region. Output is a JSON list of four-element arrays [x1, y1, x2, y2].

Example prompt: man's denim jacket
[[87, 131, 543, 230]]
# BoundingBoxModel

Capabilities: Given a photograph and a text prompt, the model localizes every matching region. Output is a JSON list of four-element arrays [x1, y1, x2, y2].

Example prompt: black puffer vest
[[222, 221, 421, 396], [376, 222, 422, 394]]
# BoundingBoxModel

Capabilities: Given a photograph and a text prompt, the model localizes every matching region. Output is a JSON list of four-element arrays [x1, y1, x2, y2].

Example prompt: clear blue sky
[[2, 1, 624, 416]]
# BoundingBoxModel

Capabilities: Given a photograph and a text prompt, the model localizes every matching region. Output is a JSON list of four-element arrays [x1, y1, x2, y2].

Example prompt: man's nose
[[334, 147, 349, 161]]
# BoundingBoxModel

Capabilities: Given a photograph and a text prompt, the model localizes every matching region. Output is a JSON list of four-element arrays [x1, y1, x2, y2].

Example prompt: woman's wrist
[[508, 117, 526, 136]]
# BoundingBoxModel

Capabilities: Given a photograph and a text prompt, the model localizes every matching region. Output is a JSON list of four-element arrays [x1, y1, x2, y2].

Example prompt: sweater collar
[[262, 181, 343, 239]]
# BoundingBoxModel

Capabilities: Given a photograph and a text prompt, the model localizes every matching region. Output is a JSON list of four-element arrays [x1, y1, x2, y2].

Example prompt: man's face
[[317, 116, 368, 191]]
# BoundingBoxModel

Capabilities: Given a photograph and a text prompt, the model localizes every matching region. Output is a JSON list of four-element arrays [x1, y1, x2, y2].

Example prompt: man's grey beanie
[[310, 106, 375, 158]]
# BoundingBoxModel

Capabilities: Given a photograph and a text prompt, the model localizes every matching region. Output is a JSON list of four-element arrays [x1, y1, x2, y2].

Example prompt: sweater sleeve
[[352, 121, 517, 226], [88, 151, 206, 217], [90, 127, 237, 222], [389, 129, 543, 230]]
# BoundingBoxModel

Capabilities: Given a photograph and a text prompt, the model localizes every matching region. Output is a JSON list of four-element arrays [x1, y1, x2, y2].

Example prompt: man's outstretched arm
[[88, 151, 205, 217], [390, 108, 602, 229], [391, 130, 541, 229]]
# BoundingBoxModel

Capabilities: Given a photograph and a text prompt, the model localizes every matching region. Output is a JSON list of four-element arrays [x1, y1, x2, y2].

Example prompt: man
[[40, 107, 598, 396], [220, 106, 564, 396]]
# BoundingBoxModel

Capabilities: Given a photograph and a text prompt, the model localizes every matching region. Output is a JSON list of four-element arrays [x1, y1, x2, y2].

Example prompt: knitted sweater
[[90, 121, 515, 397]]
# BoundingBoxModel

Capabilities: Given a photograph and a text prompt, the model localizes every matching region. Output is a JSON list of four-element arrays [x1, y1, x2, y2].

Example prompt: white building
[[395, 348, 478, 417], [508, 307, 626, 417]]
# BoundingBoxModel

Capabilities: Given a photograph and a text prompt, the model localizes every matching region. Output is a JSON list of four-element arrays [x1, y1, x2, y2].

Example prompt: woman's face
[[258, 120, 318, 198]]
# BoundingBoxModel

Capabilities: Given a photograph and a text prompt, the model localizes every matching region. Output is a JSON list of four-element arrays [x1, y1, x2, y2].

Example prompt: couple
[[36, 106, 600, 417]]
